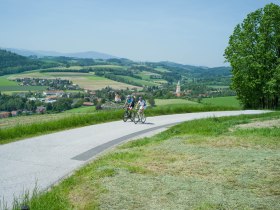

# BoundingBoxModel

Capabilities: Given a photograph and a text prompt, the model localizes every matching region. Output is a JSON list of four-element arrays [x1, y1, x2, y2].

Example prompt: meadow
[[8, 111, 280, 210], [0, 76, 47, 92], [202, 96, 241, 109], [116, 75, 158, 86], [6, 71, 140, 91], [155, 98, 199, 106]]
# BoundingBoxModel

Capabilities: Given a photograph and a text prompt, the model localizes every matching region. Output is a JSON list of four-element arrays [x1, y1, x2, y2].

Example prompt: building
[[11, 111, 19, 117], [114, 93, 122, 103], [0, 112, 10, 118], [43, 91, 64, 97], [176, 81, 181, 97], [36, 106, 46, 114], [83, 102, 94, 106]]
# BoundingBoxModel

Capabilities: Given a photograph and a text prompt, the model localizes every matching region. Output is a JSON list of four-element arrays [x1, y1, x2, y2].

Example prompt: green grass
[[11, 111, 279, 209], [207, 85, 229, 89], [202, 96, 241, 108], [0, 104, 240, 144], [0, 77, 47, 91], [154, 67, 170, 72], [0, 77, 18, 86], [64, 106, 96, 113], [155, 98, 199, 106], [92, 65, 125, 69], [117, 75, 158, 86], [0, 86, 47, 91]]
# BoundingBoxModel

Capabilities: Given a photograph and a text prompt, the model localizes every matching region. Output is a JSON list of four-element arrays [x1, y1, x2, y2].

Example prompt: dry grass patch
[[234, 118, 280, 129]]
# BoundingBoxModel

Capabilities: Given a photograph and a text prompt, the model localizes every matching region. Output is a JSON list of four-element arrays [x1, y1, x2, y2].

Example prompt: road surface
[[0, 110, 269, 207]]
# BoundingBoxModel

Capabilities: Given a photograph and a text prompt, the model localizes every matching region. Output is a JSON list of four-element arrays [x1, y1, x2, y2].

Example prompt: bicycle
[[123, 106, 135, 122], [134, 108, 146, 124]]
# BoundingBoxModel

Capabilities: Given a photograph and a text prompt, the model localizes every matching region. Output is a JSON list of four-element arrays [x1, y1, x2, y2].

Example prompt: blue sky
[[0, 0, 279, 67]]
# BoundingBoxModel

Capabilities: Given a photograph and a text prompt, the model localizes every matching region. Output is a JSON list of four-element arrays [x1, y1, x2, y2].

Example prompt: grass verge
[[8, 111, 280, 209], [0, 104, 240, 144]]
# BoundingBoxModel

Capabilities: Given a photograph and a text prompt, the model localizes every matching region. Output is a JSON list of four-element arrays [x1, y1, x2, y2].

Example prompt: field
[[137, 71, 168, 85], [6, 71, 140, 90], [208, 85, 229, 89], [0, 106, 97, 129], [202, 96, 241, 108], [12, 112, 280, 209], [155, 98, 199, 106], [63, 106, 96, 113], [0, 76, 47, 92], [0, 113, 72, 129], [117, 75, 158, 86]]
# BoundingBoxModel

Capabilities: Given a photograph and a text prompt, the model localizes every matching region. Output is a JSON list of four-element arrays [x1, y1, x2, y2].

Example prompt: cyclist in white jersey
[[136, 97, 147, 113]]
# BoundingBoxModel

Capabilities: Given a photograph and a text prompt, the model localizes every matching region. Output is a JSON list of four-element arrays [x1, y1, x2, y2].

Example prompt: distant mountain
[[4, 48, 117, 59], [0, 49, 42, 75], [159, 61, 231, 76]]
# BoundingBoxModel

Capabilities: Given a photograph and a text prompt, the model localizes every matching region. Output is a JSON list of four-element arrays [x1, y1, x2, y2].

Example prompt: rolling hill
[[4, 48, 117, 60]]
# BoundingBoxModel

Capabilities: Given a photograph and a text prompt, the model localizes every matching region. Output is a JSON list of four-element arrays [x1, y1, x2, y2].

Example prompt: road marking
[[71, 122, 178, 161]]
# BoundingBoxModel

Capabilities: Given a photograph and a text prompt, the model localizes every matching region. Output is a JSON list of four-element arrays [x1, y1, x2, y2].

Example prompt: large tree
[[224, 3, 280, 109]]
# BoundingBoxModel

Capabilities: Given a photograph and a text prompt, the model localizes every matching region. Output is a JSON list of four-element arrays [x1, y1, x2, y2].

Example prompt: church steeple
[[176, 81, 181, 97]]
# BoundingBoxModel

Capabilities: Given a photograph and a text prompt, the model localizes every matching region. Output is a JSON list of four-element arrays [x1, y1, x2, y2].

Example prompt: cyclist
[[136, 96, 147, 114], [123, 95, 135, 116]]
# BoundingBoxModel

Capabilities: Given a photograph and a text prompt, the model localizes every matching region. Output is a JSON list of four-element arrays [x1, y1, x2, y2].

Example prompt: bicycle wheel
[[123, 111, 129, 122], [134, 113, 140, 124], [130, 111, 135, 122], [141, 113, 146, 123]]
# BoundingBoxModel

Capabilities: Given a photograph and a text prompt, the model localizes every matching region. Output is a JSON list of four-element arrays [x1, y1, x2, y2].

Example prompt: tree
[[147, 97, 156, 107], [224, 3, 280, 109]]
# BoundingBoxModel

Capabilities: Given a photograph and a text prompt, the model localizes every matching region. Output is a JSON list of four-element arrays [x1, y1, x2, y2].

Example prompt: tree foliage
[[224, 3, 280, 109]]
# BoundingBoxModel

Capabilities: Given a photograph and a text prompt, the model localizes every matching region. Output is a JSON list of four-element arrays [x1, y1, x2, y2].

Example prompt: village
[[14, 78, 81, 90]]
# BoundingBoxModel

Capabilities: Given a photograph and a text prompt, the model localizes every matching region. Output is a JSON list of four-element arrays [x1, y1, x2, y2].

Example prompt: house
[[45, 98, 57, 103], [11, 111, 19, 117], [83, 102, 94, 106], [36, 106, 46, 114], [28, 97, 37, 101], [114, 93, 122, 103], [0, 112, 10, 118], [43, 91, 64, 97]]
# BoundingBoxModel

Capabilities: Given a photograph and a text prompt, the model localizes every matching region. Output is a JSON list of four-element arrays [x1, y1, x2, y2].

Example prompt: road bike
[[134, 109, 146, 124], [123, 106, 135, 122]]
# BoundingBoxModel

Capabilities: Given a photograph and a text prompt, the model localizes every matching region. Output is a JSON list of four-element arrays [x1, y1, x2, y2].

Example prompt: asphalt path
[[0, 110, 269, 207]]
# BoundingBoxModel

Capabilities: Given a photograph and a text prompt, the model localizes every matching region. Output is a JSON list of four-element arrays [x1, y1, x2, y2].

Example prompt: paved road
[[0, 110, 269, 207]]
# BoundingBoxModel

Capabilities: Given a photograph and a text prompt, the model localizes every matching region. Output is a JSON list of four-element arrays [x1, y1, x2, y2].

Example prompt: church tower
[[176, 81, 181, 97]]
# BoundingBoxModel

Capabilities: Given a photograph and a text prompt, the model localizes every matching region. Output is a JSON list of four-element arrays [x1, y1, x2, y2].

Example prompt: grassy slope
[[11, 112, 280, 209], [116, 75, 158, 86], [202, 96, 241, 109], [155, 98, 199, 106]]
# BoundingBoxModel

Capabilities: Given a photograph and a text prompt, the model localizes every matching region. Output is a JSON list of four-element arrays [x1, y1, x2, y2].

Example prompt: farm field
[[6, 71, 140, 90], [0, 76, 47, 92], [155, 98, 199, 106], [202, 96, 241, 108], [63, 106, 96, 113], [137, 71, 167, 85], [20, 112, 280, 209], [155, 66, 170, 72], [117, 75, 158, 86]]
